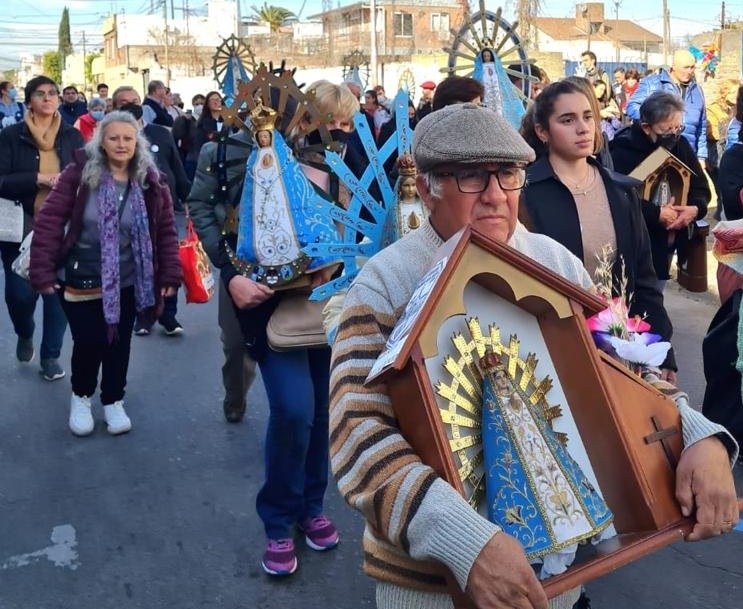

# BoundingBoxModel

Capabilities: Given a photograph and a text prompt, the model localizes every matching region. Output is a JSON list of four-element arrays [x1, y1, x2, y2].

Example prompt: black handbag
[[702, 288, 743, 448], [64, 244, 102, 290], [64, 184, 130, 291]]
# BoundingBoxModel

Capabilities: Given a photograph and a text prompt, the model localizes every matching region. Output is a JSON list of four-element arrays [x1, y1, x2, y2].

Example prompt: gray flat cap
[[412, 102, 535, 172]]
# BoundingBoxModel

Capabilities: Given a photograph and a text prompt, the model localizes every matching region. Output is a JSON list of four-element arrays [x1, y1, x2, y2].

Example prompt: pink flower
[[586, 299, 650, 336], [626, 315, 651, 333]]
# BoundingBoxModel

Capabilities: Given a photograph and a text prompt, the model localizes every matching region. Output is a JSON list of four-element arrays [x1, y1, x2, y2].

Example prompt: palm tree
[[250, 3, 296, 33]]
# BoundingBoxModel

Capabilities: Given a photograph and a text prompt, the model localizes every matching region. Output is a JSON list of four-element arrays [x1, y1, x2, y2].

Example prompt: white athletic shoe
[[103, 401, 132, 435], [69, 394, 94, 436]]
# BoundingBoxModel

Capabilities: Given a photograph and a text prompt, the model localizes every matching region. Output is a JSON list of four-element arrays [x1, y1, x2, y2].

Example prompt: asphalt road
[[0, 261, 741, 609]]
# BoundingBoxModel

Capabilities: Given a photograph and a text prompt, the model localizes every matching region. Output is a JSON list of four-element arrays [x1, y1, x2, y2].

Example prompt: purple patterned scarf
[[98, 172, 155, 341]]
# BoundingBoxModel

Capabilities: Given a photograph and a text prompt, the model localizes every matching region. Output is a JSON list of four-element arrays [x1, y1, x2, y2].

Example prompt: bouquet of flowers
[[586, 246, 671, 373]]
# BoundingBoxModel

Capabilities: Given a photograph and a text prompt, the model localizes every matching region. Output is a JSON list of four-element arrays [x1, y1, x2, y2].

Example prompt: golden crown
[[397, 153, 417, 177], [250, 100, 279, 133]]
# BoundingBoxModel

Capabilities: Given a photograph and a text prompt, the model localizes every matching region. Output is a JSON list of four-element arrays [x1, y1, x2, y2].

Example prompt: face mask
[[90, 110, 105, 121], [193, 104, 203, 119], [8, 88, 17, 101], [119, 103, 143, 121], [655, 132, 680, 149]]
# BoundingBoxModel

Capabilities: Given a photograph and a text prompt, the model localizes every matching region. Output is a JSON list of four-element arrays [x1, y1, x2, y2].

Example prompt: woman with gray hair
[[29, 110, 182, 437], [73, 97, 107, 142], [610, 90, 710, 288]]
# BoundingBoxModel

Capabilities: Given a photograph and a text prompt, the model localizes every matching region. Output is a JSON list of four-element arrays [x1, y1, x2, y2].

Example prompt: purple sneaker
[[261, 539, 298, 576], [299, 515, 340, 551]]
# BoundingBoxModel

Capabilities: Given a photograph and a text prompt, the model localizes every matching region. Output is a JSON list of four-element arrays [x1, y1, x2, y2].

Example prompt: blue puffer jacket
[[625, 68, 708, 160]]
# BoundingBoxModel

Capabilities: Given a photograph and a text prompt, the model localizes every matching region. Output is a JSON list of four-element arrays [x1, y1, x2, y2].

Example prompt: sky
[[0, 0, 733, 70]]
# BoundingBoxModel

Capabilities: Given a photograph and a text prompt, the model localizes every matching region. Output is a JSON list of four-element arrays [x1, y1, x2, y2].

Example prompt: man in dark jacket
[[416, 81, 436, 121], [610, 91, 710, 286], [112, 85, 191, 335], [142, 80, 174, 128], [59, 85, 87, 125], [187, 129, 257, 423]]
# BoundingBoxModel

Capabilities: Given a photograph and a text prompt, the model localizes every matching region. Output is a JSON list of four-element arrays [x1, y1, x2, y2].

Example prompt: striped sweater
[[329, 219, 737, 606]]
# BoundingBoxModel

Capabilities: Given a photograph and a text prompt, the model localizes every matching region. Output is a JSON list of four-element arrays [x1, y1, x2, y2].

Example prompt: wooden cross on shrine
[[644, 415, 679, 469]]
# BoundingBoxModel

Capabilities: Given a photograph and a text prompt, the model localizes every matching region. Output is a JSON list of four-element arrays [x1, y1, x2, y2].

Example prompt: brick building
[[310, 0, 468, 65]]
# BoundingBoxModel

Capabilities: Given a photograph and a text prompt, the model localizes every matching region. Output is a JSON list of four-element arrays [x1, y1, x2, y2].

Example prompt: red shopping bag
[[179, 217, 215, 303]]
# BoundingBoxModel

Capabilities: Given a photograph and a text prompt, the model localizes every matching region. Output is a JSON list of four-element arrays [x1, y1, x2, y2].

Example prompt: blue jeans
[[256, 346, 331, 539], [1, 241, 67, 359]]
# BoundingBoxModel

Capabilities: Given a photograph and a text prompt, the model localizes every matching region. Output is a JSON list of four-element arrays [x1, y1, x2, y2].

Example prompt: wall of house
[[322, 3, 464, 63]]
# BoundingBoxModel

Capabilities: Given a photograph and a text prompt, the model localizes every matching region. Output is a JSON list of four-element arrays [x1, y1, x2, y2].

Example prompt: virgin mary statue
[[480, 352, 614, 578], [472, 48, 525, 130], [232, 102, 340, 288]]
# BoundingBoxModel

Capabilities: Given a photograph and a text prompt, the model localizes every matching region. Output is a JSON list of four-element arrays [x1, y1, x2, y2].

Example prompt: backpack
[[702, 288, 743, 447]]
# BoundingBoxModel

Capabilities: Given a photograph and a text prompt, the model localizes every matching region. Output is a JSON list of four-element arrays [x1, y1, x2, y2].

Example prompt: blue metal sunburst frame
[[303, 88, 414, 301]]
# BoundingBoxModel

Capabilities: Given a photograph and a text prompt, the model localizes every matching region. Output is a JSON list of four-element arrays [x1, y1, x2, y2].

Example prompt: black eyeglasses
[[434, 166, 526, 193]]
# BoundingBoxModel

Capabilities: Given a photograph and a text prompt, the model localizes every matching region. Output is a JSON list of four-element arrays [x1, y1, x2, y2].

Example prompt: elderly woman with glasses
[[0, 75, 84, 381], [29, 110, 182, 437], [610, 91, 710, 290]]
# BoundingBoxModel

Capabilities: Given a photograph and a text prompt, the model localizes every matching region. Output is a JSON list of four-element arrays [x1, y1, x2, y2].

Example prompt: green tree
[[249, 3, 296, 33], [58, 7, 73, 69], [2, 69, 17, 83], [42, 51, 62, 85], [85, 52, 100, 86]]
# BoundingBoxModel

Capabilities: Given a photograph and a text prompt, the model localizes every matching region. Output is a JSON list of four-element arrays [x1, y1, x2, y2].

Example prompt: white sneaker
[[69, 394, 94, 436], [103, 401, 132, 435]]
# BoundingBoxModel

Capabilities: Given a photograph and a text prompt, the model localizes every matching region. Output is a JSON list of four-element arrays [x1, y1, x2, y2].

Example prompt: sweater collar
[[421, 218, 445, 249]]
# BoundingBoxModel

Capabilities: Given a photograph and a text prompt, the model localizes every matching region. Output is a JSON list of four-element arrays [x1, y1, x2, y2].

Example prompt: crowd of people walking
[[1, 43, 742, 609]]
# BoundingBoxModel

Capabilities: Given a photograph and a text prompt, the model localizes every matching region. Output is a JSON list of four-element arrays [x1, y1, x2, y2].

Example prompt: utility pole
[[81, 30, 87, 90], [662, 0, 669, 66], [162, 0, 170, 86], [582, 5, 591, 52], [369, 0, 378, 85], [614, 1, 621, 63], [720, 1, 725, 55]]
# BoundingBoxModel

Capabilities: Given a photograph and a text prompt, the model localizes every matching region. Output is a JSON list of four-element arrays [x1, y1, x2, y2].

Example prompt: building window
[[393, 11, 413, 37], [431, 13, 449, 32]]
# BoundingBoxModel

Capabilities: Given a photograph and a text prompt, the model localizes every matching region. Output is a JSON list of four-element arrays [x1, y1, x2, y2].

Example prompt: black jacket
[[59, 100, 87, 126], [189, 115, 224, 164], [718, 143, 743, 220], [521, 154, 676, 370], [143, 97, 174, 128], [0, 120, 84, 219], [142, 123, 191, 204], [187, 130, 278, 360], [609, 123, 710, 278]]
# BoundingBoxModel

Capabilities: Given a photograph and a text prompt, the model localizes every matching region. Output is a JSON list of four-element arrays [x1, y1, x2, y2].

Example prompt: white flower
[[608, 335, 671, 367]]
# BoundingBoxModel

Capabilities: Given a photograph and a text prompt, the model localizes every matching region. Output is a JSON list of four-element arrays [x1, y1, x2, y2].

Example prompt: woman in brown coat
[[30, 110, 182, 437]]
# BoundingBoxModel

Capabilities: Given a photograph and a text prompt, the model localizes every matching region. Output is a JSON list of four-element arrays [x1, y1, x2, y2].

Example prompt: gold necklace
[[557, 165, 595, 195]]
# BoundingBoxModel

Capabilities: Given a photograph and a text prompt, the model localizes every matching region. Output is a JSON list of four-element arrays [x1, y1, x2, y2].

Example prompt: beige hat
[[412, 102, 535, 172]]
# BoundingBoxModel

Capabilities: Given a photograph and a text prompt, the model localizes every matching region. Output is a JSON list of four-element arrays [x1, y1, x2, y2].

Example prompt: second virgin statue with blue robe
[[233, 106, 340, 289]]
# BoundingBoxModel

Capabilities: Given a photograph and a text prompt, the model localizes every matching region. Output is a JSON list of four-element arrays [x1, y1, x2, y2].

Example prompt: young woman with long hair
[[518, 78, 677, 381]]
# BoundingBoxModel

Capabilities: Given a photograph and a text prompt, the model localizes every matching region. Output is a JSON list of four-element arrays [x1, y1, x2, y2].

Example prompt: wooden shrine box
[[629, 146, 693, 207], [366, 227, 691, 602]]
